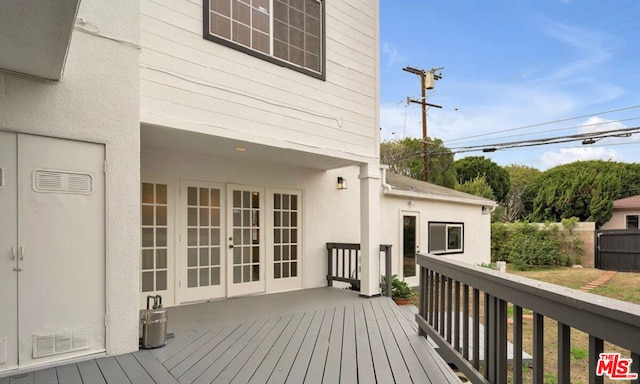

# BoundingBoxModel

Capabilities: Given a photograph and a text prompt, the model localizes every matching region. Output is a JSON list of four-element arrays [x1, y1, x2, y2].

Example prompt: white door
[[178, 181, 226, 303], [227, 185, 265, 297], [0, 131, 18, 372], [1, 132, 105, 370]]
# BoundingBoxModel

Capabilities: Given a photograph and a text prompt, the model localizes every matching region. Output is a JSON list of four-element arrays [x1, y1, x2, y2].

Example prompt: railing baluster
[[589, 336, 604, 384], [497, 298, 508, 384], [485, 293, 494, 381], [454, 280, 461, 352], [557, 322, 570, 384], [446, 277, 453, 343], [439, 275, 446, 337], [533, 313, 544, 384], [429, 270, 435, 325], [434, 272, 440, 329], [327, 245, 333, 287], [513, 305, 523, 384], [463, 284, 470, 360], [473, 288, 480, 370]]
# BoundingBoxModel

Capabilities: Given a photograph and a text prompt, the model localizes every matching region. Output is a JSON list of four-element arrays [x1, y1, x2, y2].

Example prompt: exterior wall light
[[337, 177, 348, 190]]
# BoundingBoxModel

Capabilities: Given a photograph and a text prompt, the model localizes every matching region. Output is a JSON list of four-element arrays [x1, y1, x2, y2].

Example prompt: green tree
[[454, 175, 495, 200], [501, 164, 541, 222], [522, 160, 640, 227], [454, 156, 510, 202], [380, 137, 456, 188]]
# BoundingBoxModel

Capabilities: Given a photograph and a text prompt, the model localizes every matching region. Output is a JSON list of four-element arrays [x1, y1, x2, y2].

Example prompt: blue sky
[[379, 1, 640, 170]]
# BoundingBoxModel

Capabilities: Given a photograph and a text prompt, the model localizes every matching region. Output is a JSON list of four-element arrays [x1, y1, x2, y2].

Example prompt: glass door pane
[[228, 185, 265, 297]]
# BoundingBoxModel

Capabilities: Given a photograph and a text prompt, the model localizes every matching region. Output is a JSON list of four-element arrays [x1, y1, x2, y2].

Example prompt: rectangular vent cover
[[33, 328, 91, 358], [33, 170, 92, 194]]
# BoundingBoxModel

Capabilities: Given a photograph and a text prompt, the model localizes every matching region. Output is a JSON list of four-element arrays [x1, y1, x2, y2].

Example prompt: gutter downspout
[[381, 166, 393, 191]]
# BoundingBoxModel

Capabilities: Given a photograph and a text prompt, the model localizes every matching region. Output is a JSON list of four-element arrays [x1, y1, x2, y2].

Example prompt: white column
[[359, 163, 381, 297]]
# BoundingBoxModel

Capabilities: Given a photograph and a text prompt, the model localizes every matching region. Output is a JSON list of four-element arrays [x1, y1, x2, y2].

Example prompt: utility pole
[[403, 66, 443, 182]]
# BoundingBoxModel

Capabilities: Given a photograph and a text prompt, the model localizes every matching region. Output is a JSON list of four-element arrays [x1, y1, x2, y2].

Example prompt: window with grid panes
[[141, 183, 169, 293], [204, 0, 324, 78], [273, 193, 298, 279]]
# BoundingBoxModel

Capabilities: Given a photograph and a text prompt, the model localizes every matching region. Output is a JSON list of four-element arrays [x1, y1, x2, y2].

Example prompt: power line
[[444, 105, 640, 144]]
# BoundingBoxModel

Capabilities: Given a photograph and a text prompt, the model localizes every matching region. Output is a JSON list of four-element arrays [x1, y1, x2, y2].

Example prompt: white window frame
[[203, 0, 325, 79], [626, 214, 639, 230], [428, 222, 464, 255]]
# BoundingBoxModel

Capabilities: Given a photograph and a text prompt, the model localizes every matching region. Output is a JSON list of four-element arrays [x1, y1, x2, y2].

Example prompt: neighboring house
[[601, 195, 640, 230], [0, 0, 493, 376]]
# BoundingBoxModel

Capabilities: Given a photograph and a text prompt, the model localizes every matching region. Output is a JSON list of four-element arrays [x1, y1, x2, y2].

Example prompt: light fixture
[[337, 177, 348, 190], [235, 147, 246, 152]]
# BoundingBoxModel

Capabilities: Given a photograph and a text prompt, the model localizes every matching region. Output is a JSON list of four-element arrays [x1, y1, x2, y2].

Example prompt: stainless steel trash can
[[140, 295, 167, 349]]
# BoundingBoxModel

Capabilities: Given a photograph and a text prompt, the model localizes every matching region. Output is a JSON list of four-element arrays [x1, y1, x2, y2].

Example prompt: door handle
[[11, 246, 16, 260], [20, 246, 24, 261], [229, 245, 234, 249]]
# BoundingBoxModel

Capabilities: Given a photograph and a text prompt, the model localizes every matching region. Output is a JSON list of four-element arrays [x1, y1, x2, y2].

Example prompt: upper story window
[[204, 0, 324, 79]]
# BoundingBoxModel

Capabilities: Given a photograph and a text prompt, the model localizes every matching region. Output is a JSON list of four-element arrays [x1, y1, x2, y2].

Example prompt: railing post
[[327, 243, 333, 287], [589, 336, 604, 384], [385, 245, 392, 297], [533, 313, 544, 384], [446, 277, 453, 344], [558, 323, 570, 384], [513, 305, 523, 384], [497, 298, 508, 384], [472, 288, 480, 369], [463, 284, 470, 361]]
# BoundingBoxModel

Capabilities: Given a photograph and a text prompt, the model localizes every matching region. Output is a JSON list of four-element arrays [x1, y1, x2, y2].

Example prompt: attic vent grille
[[33, 170, 92, 194], [33, 328, 91, 358]]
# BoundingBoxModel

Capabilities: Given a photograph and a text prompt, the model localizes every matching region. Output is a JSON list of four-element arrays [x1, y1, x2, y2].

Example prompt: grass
[[507, 267, 638, 384], [412, 267, 639, 384]]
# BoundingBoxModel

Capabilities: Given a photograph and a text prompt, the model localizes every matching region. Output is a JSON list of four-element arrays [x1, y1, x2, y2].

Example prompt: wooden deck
[[0, 288, 461, 383]]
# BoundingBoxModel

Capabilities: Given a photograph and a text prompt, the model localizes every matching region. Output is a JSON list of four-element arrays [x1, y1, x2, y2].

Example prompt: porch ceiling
[[0, 0, 79, 81], [141, 125, 359, 170]]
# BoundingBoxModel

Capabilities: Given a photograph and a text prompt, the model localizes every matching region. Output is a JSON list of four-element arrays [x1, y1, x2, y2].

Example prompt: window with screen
[[204, 0, 324, 78], [428, 222, 464, 254], [626, 215, 639, 230]]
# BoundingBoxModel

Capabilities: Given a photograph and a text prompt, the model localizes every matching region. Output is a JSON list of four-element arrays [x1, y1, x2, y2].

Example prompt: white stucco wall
[[139, 0, 379, 165], [380, 193, 492, 284], [0, 0, 140, 356], [141, 147, 362, 298]]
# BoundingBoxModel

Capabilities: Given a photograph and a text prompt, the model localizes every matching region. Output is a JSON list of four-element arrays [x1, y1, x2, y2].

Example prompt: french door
[[178, 182, 265, 302], [0, 132, 105, 371], [226, 184, 265, 297]]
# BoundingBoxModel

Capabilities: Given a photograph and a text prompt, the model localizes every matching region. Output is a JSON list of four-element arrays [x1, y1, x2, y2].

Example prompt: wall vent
[[33, 170, 92, 194], [33, 328, 91, 358], [0, 337, 6, 365]]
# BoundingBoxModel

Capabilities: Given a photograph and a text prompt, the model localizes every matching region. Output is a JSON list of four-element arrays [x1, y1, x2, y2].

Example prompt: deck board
[[55, 364, 82, 384], [2, 288, 461, 384], [77, 359, 106, 384], [96, 356, 131, 384]]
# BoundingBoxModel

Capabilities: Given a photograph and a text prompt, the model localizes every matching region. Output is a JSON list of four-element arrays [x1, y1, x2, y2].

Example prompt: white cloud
[[539, 147, 619, 169], [578, 116, 626, 134], [381, 43, 406, 68]]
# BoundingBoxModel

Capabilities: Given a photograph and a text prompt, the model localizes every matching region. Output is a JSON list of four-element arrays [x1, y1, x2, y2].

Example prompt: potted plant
[[384, 274, 416, 305]]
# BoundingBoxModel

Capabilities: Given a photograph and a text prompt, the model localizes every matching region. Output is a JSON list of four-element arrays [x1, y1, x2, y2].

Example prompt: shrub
[[492, 221, 572, 270]]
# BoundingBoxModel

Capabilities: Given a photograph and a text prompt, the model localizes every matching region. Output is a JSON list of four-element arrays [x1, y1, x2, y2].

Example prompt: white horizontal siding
[[140, 0, 379, 164]]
